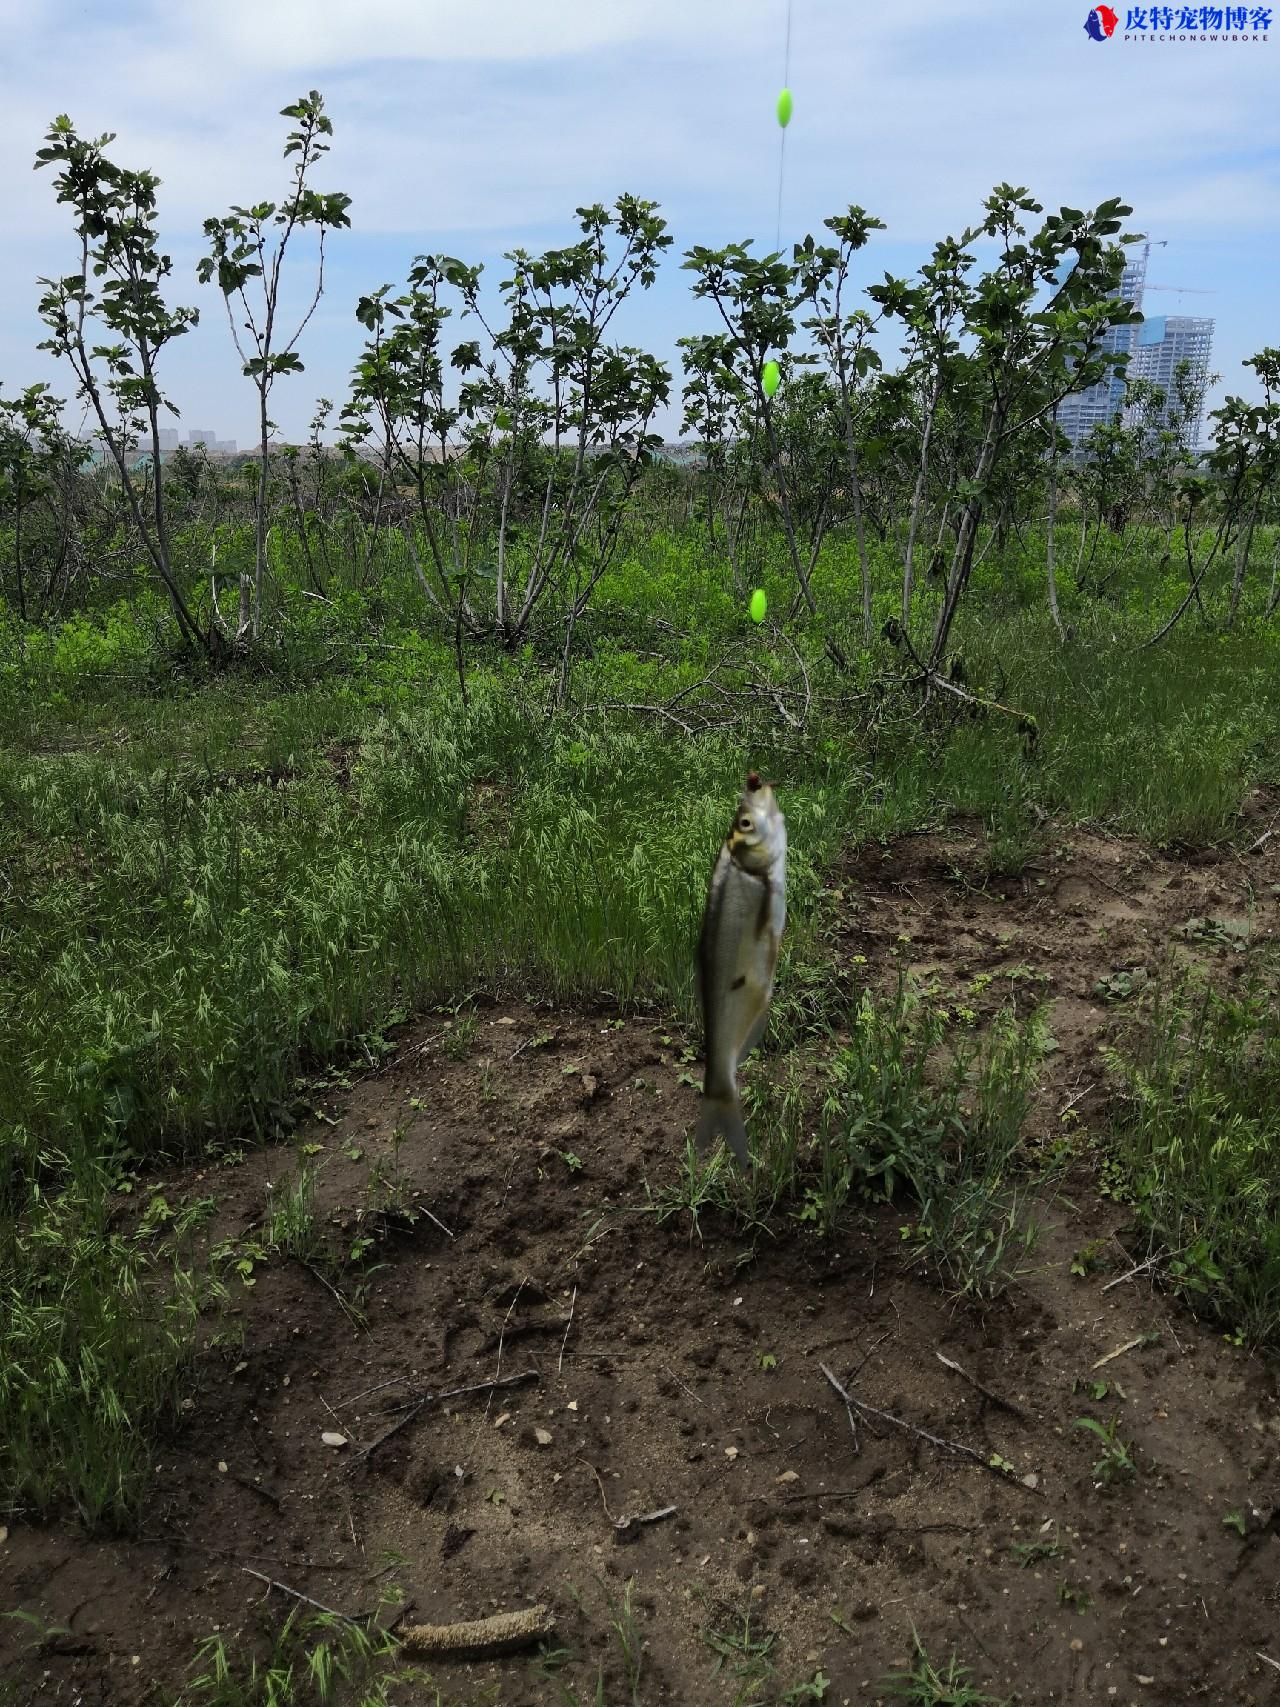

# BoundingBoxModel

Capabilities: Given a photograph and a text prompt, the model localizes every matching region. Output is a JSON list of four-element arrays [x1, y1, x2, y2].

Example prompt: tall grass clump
[[1105, 963, 1280, 1347], [175, 1605, 420, 1707], [659, 978, 1045, 1303], [794, 979, 1044, 1299], [0, 1173, 212, 1530]]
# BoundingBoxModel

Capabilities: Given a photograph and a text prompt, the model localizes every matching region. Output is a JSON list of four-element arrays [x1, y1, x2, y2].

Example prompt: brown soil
[[4, 813, 1280, 1707]]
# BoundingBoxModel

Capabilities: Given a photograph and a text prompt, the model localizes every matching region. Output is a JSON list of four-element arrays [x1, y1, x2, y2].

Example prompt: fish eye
[[738, 816, 753, 831]]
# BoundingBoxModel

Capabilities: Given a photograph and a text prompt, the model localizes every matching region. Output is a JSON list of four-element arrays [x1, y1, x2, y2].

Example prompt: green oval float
[[776, 88, 793, 128], [761, 360, 781, 398], [750, 589, 768, 623]]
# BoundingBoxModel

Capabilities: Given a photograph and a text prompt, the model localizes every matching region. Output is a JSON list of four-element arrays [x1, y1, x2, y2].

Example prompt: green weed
[[1103, 963, 1280, 1346], [0, 1173, 215, 1530], [174, 1606, 422, 1705], [883, 1632, 1009, 1705], [1074, 1414, 1137, 1487]]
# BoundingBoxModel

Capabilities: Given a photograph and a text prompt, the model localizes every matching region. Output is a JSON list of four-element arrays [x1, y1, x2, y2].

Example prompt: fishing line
[[774, 0, 793, 252]]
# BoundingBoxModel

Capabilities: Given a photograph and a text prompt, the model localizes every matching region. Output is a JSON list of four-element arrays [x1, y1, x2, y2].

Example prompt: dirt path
[[4, 819, 1280, 1705]]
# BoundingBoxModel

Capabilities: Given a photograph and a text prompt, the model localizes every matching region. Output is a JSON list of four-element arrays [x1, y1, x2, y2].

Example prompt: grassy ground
[[2, 522, 1280, 1698]]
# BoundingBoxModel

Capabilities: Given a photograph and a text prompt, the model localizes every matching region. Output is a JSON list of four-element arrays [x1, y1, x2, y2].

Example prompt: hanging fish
[[695, 772, 787, 1167]]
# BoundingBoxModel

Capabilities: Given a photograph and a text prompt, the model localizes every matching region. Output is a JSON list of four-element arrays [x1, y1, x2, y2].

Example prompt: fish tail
[[695, 1091, 751, 1169]]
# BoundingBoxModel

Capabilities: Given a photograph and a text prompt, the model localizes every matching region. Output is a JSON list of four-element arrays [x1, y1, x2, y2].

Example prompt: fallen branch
[[818, 1363, 1035, 1492], [818, 1364, 861, 1456], [240, 1566, 361, 1626], [419, 1204, 454, 1240], [334, 1375, 408, 1410], [935, 1350, 1027, 1421], [1091, 1335, 1148, 1371], [1245, 815, 1280, 855], [558, 1286, 577, 1375], [1101, 1251, 1168, 1294], [1057, 1083, 1095, 1121], [358, 1369, 538, 1462], [399, 1605, 555, 1660]]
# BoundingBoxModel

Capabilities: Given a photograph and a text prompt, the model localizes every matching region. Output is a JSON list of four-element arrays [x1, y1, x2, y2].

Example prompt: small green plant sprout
[[780, 1674, 830, 1703], [213, 1236, 269, 1289], [557, 1149, 584, 1174], [1070, 1239, 1109, 1278], [1057, 1581, 1093, 1614], [1010, 1526, 1062, 1568], [701, 1603, 779, 1702], [1095, 967, 1150, 1002], [758, 1351, 779, 1371], [884, 1630, 1010, 1705], [1173, 914, 1250, 949], [531, 1640, 573, 1678], [1223, 1509, 1247, 1537], [443, 1011, 480, 1059], [2, 1609, 73, 1651], [1074, 1414, 1137, 1486], [606, 1577, 645, 1705]]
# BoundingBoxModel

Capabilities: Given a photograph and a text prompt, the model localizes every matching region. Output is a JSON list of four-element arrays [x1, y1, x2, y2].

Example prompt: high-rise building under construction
[[1056, 243, 1214, 450]]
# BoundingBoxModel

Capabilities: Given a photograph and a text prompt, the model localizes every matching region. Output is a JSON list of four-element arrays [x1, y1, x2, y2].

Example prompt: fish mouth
[[728, 832, 771, 871]]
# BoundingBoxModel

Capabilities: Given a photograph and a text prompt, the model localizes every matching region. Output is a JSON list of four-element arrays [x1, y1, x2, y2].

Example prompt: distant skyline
[[1, 1, 1276, 447]]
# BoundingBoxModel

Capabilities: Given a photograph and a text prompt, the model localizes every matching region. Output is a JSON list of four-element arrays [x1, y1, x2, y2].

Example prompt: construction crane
[[1136, 237, 1216, 298]]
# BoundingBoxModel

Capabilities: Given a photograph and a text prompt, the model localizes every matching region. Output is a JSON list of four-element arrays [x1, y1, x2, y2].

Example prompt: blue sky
[[1, 0, 1276, 444]]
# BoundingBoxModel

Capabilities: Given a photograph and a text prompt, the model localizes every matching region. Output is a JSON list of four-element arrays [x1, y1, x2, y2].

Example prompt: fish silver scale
[[695, 775, 787, 1167]]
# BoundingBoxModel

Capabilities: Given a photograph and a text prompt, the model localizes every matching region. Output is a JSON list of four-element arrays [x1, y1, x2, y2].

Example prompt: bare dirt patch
[[4, 822, 1280, 1706]]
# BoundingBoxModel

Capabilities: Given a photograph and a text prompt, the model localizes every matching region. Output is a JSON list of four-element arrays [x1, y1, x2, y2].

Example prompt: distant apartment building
[[1057, 245, 1214, 451], [1126, 314, 1216, 448], [184, 429, 237, 454], [1056, 253, 1148, 447]]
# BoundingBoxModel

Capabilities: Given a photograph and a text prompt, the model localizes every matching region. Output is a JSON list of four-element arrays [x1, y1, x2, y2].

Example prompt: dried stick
[[662, 1365, 704, 1407], [1101, 1253, 1163, 1293], [358, 1369, 538, 1462], [419, 1204, 454, 1239], [334, 1374, 408, 1410], [558, 1286, 577, 1375], [1245, 815, 1280, 855], [818, 1364, 1033, 1492], [1092, 1335, 1148, 1371], [935, 1350, 1028, 1421], [580, 1458, 616, 1523], [240, 1566, 361, 1625]]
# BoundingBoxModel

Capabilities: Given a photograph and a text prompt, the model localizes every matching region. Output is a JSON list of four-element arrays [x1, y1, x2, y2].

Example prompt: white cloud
[[2, 0, 1276, 436]]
